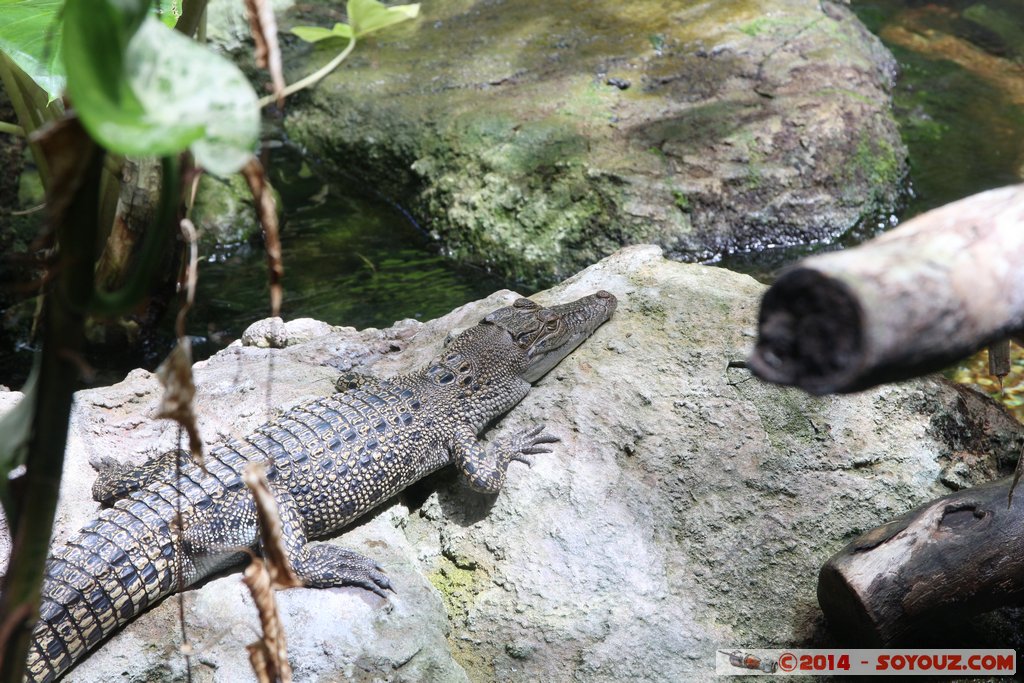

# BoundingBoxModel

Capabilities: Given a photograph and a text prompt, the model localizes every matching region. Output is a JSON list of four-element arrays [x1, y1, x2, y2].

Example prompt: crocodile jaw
[[521, 290, 617, 383]]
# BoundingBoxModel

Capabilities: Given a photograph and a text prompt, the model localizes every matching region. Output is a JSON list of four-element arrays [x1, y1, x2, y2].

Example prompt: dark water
[[183, 143, 511, 358], [856, 0, 1024, 211], [0, 144, 512, 389], [718, 0, 1024, 281]]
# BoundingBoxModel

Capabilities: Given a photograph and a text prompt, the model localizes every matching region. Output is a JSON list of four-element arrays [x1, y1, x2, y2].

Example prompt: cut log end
[[818, 478, 1024, 645], [817, 562, 884, 647], [748, 268, 864, 394], [750, 185, 1024, 394]]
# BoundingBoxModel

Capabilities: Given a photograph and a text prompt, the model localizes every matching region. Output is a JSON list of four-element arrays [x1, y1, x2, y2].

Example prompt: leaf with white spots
[[62, 0, 258, 175]]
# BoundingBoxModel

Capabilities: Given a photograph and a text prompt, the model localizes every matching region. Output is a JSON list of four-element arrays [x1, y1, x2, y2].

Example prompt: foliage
[[290, 22, 354, 43], [0, 0, 188, 103], [0, 0, 257, 676], [2, 0, 421, 169], [280, 0, 418, 104], [950, 345, 1024, 424], [0, 0, 64, 102], [292, 0, 419, 43], [2, 0, 260, 176], [63, 0, 257, 175]]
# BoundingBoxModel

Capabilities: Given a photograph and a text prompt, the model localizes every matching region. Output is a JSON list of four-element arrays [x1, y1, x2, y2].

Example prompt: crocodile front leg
[[452, 423, 560, 494]]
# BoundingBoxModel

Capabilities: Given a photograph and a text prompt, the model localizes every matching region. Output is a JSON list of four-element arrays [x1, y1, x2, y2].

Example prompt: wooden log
[[818, 477, 1024, 645], [749, 184, 1024, 394]]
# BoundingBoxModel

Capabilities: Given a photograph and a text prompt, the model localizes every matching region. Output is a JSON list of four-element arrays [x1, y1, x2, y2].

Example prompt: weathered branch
[[818, 477, 1024, 645], [749, 184, 1024, 394]]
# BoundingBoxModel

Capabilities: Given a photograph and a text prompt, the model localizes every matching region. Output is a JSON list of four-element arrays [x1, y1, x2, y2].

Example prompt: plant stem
[[258, 37, 356, 107], [0, 120, 25, 137], [0, 52, 59, 189], [0, 117, 102, 683], [90, 156, 182, 316], [175, 0, 209, 38]]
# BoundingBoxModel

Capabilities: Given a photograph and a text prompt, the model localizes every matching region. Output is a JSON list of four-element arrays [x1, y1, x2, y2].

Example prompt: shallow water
[[858, 0, 1024, 209], [183, 144, 511, 361], [0, 144, 512, 388]]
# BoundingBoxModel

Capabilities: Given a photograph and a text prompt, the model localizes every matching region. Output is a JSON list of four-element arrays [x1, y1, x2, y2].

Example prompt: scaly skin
[[23, 290, 616, 682]]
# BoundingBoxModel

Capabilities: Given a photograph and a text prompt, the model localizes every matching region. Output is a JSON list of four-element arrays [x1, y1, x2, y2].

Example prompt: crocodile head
[[480, 290, 617, 382]]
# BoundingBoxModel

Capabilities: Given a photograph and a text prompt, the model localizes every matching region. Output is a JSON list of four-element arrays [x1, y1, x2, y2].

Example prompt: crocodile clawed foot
[[344, 563, 394, 598], [349, 552, 394, 597], [454, 420, 563, 493], [486, 424, 561, 468], [510, 424, 560, 464], [296, 544, 395, 598]]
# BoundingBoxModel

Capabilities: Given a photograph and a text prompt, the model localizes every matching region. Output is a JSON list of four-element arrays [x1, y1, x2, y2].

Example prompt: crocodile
[[21, 290, 617, 682]]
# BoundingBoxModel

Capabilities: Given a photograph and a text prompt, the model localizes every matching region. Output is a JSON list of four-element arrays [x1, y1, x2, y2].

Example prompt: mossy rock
[[190, 171, 281, 249], [281, 0, 907, 286]]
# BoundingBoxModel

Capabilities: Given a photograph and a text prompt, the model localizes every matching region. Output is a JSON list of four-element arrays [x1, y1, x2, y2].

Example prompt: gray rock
[[281, 0, 906, 286], [241, 316, 289, 348], [241, 317, 341, 349], [283, 317, 336, 345], [3, 246, 1019, 682]]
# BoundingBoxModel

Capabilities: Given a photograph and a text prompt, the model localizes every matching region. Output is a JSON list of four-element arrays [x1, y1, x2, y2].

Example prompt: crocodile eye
[[513, 298, 538, 310], [545, 321, 557, 331], [516, 332, 532, 348]]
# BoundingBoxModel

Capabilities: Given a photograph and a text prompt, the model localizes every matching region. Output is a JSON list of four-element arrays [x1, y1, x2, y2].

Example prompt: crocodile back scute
[[261, 380, 449, 539]]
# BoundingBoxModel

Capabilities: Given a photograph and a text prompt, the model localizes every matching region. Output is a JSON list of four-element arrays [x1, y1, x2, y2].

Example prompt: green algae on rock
[[190, 171, 280, 248], [281, 0, 906, 286]]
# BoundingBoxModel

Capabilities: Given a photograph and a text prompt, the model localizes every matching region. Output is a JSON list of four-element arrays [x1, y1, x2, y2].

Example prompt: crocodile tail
[[25, 498, 178, 682]]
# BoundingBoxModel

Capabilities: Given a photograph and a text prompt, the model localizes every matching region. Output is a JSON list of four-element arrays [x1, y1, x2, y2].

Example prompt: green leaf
[[63, 0, 258, 175], [0, 0, 183, 101], [290, 26, 336, 43], [0, 0, 66, 102], [153, 0, 183, 28], [347, 0, 419, 38], [0, 361, 38, 520], [332, 22, 356, 39], [291, 23, 354, 43], [127, 18, 259, 175], [63, 0, 199, 155]]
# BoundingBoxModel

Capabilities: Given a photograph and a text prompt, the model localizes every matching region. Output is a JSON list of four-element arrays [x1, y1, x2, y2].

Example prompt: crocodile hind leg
[[179, 485, 392, 595], [91, 449, 187, 505], [270, 488, 393, 596], [452, 423, 559, 494]]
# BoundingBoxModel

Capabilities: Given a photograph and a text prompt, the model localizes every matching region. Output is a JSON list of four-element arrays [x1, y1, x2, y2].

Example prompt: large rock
[[281, 0, 906, 285], [3, 246, 1020, 681]]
